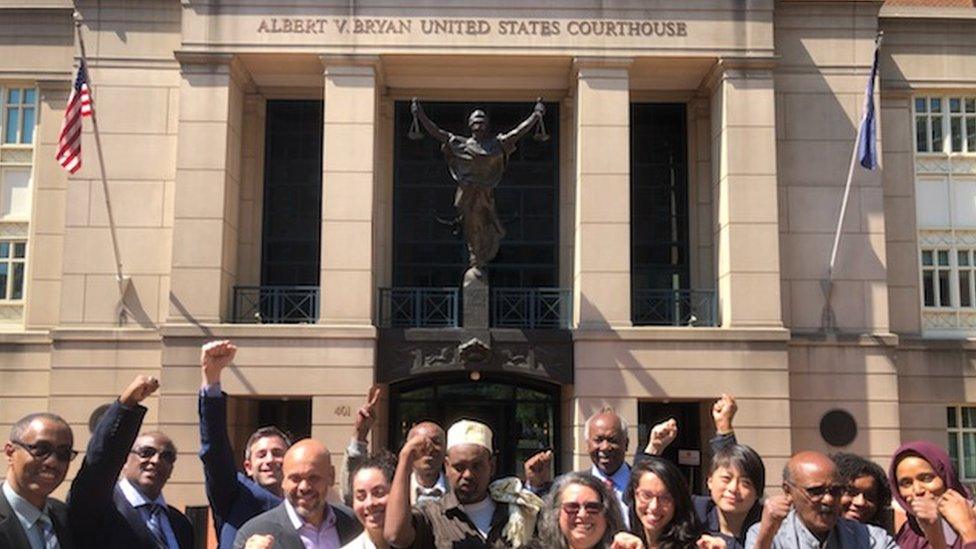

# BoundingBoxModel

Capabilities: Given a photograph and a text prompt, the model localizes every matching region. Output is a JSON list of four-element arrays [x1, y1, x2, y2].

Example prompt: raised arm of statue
[[499, 98, 545, 144], [412, 98, 450, 143]]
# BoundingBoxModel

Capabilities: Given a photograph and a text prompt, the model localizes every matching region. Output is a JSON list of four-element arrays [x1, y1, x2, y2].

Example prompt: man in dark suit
[[1, 412, 77, 549], [198, 340, 291, 547], [234, 439, 361, 549], [68, 374, 194, 549]]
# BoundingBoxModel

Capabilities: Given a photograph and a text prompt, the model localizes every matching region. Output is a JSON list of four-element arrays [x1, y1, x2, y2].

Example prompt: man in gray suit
[[235, 439, 361, 549]]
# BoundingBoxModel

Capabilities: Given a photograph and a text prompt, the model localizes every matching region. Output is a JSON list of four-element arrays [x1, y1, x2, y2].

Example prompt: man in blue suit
[[198, 340, 292, 548], [69, 374, 194, 549]]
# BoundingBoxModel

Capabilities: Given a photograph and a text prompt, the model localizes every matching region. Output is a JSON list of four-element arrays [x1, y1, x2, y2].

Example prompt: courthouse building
[[2, 0, 976, 509]]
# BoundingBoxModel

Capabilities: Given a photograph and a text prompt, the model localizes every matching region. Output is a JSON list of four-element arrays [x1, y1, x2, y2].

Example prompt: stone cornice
[[700, 55, 778, 92]]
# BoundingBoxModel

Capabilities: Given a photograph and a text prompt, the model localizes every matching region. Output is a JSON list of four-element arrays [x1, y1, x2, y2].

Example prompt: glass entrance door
[[389, 374, 560, 477]]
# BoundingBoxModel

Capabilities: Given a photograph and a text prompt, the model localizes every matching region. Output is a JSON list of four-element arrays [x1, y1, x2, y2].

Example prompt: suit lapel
[[0, 489, 36, 549], [113, 486, 164, 548], [271, 504, 307, 549], [48, 502, 75, 549]]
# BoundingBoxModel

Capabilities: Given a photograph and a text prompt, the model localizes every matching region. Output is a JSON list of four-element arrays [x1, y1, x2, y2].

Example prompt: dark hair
[[10, 412, 72, 443], [244, 426, 292, 461], [535, 472, 626, 549], [710, 444, 766, 497], [345, 451, 397, 507], [832, 452, 892, 529], [626, 458, 702, 548], [351, 451, 397, 485]]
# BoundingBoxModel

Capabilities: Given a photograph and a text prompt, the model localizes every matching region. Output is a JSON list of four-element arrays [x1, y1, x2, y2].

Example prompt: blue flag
[[857, 39, 880, 170]]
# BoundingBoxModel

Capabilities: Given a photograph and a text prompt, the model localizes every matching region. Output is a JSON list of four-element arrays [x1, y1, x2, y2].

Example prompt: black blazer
[[232, 502, 361, 549], [0, 491, 75, 549], [68, 400, 194, 549]]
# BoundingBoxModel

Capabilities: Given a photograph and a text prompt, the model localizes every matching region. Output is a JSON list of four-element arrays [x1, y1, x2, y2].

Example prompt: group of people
[[2, 340, 976, 548]]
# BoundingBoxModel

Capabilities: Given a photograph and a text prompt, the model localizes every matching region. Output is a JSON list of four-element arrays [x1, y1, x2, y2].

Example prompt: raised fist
[[697, 535, 727, 549], [200, 339, 237, 385], [400, 432, 439, 464], [523, 450, 552, 488], [712, 394, 737, 435], [761, 494, 791, 528], [120, 375, 159, 407], [645, 418, 678, 456]]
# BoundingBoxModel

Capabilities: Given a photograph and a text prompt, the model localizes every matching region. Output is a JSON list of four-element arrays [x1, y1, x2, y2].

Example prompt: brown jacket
[[402, 491, 512, 549]]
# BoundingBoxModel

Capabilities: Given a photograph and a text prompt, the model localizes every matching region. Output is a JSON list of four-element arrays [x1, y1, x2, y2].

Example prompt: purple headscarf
[[888, 440, 972, 549]]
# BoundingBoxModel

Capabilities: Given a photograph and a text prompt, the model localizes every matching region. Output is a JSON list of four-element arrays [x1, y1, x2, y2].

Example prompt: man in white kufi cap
[[384, 419, 542, 548]]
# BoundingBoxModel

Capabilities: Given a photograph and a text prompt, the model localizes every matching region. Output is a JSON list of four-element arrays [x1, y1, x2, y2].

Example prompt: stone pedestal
[[463, 266, 489, 331]]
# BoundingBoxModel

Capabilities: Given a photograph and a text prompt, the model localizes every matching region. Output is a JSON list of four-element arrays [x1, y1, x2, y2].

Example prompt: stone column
[[708, 61, 783, 327], [573, 58, 633, 329], [318, 56, 379, 326], [167, 54, 246, 324], [24, 80, 71, 328]]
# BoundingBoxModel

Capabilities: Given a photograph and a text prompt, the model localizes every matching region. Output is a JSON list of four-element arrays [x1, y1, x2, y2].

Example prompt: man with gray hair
[[525, 406, 634, 525], [2, 412, 77, 549]]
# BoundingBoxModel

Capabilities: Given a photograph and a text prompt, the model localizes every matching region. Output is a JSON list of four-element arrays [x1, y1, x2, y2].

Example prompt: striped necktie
[[141, 503, 168, 549], [36, 513, 59, 549]]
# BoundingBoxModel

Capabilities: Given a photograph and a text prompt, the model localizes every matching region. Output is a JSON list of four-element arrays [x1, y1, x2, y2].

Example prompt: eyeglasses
[[10, 440, 78, 462], [561, 502, 604, 516], [634, 489, 674, 507], [787, 481, 845, 501], [130, 446, 177, 464]]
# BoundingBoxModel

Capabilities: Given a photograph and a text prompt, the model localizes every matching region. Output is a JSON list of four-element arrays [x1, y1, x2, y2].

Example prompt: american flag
[[56, 59, 93, 174]]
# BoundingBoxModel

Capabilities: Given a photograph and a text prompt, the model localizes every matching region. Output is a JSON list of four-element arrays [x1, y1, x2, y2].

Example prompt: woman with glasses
[[888, 441, 976, 548], [625, 457, 731, 548], [532, 472, 628, 548]]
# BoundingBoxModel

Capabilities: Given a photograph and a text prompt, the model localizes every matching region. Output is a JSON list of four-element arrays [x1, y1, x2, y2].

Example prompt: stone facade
[[1, 0, 975, 512]]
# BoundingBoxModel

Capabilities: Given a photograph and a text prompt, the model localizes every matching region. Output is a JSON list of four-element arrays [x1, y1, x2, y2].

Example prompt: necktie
[[603, 478, 615, 493], [36, 513, 59, 549], [142, 503, 168, 549]]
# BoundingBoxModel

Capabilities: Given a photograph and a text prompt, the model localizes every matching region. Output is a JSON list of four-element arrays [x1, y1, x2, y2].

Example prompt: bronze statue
[[410, 98, 546, 269]]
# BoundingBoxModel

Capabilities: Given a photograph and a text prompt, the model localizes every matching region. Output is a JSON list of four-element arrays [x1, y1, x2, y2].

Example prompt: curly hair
[[831, 452, 892, 530], [626, 457, 703, 548], [535, 472, 626, 549]]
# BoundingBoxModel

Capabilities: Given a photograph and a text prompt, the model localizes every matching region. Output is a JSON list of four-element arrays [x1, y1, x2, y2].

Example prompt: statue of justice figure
[[409, 98, 547, 270]]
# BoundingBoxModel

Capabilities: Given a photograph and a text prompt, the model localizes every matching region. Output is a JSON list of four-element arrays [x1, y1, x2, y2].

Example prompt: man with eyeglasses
[[198, 340, 293, 548], [2, 412, 77, 549], [745, 451, 895, 549], [68, 374, 194, 549]]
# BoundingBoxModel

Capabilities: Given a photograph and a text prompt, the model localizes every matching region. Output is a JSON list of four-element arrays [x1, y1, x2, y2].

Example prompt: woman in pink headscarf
[[889, 441, 976, 548]]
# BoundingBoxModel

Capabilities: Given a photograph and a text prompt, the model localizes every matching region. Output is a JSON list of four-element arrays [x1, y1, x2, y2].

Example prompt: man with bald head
[[69, 374, 194, 549], [2, 412, 77, 549], [745, 451, 895, 548], [234, 439, 360, 548], [342, 387, 447, 506]]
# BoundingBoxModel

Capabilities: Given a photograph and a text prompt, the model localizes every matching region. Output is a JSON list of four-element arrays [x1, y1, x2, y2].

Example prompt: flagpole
[[821, 31, 882, 332], [72, 11, 130, 325]]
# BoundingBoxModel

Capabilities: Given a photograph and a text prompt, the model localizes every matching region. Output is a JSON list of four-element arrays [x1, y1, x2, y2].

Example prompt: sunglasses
[[10, 440, 78, 462], [561, 501, 604, 516], [788, 481, 845, 501], [130, 446, 177, 464]]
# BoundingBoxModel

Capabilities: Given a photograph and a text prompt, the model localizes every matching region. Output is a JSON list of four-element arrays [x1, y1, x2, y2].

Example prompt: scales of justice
[[406, 97, 549, 360]]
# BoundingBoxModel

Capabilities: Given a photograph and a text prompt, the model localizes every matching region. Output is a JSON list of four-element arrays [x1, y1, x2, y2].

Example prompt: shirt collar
[[284, 499, 336, 531], [788, 510, 841, 548], [118, 478, 167, 509], [411, 472, 448, 496], [2, 481, 45, 530], [590, 462, 630, 490]]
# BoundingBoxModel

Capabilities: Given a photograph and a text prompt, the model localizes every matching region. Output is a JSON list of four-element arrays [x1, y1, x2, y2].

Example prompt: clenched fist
[[611, 532, 644, 549], [697, 535, 728, 549], [645, 418, 678, 456], [712, 394, 737, 435], [120, 375, 159, 407], [523, 450, 552, 488], [201, 339, 237, 386], [244, 534, 274, 549]]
